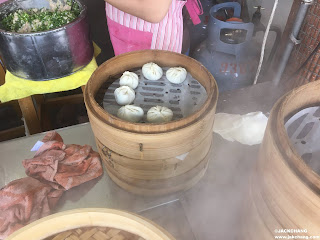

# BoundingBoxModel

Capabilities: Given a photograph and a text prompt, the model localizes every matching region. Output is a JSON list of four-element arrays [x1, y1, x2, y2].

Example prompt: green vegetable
[[1, 1, 81, 33]]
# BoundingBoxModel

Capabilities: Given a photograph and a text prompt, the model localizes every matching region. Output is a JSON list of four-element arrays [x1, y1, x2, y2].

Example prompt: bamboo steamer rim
[[7, 208, 175, 240], [268, 81, 320, 192], [85, 50, 218, 133]]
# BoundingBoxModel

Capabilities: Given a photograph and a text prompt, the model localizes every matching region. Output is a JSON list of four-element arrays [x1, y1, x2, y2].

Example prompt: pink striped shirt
[[105, 0, 186, 53]]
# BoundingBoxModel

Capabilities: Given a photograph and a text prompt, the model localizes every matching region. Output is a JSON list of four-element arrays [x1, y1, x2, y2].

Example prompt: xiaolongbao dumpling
[[120, 71, 139, 89], [166, 67, 187, 84], [117, 105, 144, 123], [147, 106, 173, 123], [142, 62, 163, 81], [114, 86, 135, 105]]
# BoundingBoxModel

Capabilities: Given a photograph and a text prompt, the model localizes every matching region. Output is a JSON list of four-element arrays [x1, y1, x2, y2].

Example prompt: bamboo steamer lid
[[241, 81, 320, 239], [7, 208, 175, 240]]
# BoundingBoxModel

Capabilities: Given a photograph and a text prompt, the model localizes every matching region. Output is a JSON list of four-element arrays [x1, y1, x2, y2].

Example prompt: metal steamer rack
[[286, 106, 320, 175], [101, 68, 208, 123]]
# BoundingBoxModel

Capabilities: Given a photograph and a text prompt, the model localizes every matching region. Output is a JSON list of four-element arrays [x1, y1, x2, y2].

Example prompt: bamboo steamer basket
[[84, 50, 218, 196], [97, 133, 212, 180], [99, 136, 212, 196], [242, 81, 320, 239], [7, 208, 175, 240]]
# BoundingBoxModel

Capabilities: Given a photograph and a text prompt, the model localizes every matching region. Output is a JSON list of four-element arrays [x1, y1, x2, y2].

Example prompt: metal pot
[[0, 0, 93, 80]]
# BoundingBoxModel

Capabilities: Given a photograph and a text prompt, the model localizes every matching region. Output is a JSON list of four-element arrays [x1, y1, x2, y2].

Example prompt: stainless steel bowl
[[0, 0, 93, 80]]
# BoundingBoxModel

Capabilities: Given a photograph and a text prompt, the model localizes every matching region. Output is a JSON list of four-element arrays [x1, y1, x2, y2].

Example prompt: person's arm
[[105, 0, 173, 23]]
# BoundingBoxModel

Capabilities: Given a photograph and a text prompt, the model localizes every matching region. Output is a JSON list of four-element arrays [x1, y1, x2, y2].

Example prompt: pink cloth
[[23, 132, 103, 190], [0, 132, 103, 239], [0, 177, 63, 239], [0, 0, 7, 4], [106, 0, 186, 55], [107, 17, 153, 55]]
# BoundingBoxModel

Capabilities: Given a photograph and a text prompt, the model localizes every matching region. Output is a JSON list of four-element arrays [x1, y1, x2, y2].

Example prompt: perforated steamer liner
[[102, 68, 207, 122], [286, 106, 320, 175]]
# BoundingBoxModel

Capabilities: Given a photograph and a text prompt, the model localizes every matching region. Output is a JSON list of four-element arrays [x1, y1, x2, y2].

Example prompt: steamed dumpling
[[166, 67, 187, 84], [114, 86, 135, 105], [120, 71, 139, 89], [147, 106, 173, 123], [142, 62, 163, 81], [117, 105, 144, 123]]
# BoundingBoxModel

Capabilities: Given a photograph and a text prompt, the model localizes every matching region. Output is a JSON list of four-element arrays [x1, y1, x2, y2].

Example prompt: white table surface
[[0, 81, 286, 240]]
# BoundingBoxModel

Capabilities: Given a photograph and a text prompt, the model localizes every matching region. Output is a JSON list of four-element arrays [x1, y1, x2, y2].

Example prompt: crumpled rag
[[0, 131, 103, 239], [23, 131, 103, 190], [0, 177, 63, 239]]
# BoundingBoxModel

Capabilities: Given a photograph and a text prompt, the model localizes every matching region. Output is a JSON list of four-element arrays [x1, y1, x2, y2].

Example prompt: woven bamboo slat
[[84, 50, 217, 196], [45, 227, 144, 240], [241, 81, 320, 239], [7, 209, 175, 240]]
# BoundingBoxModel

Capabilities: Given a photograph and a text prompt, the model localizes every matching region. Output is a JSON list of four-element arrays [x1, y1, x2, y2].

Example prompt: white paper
[[176, 152, 189, 161], [213, 112, 268, 145], [30, 141, 44, 151]]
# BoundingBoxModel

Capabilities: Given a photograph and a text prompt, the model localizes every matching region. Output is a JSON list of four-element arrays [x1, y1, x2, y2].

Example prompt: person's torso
[[105, 0, 186, 53]]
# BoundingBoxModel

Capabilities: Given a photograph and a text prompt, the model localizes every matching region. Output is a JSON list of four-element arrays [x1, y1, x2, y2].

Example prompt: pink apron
[[106, 0, 203, 56]]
